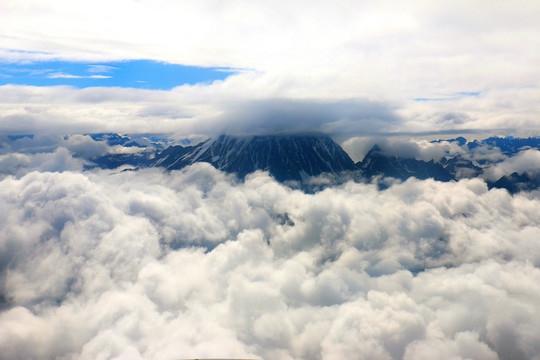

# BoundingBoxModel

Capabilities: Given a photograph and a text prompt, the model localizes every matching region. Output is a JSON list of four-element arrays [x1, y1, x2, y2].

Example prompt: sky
[[2, 2, 540, 360], [0, 60, 235, 89], [1, 0, 539, 139]]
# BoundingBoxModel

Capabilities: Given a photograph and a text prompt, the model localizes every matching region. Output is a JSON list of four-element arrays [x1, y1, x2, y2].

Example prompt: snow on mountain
[[85, 133, 540, 193], [150, 134, 356, 181]]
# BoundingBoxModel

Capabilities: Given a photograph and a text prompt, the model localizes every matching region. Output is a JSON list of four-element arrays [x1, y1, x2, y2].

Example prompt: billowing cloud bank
[[1, 161, 540, 360]]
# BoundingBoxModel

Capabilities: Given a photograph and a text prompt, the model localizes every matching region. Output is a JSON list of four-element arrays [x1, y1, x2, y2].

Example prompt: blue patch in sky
[[413, 98, 442, 102], [455, 91, 480, 97], [414, 91, 481, 102], [0, 60, 236, 89]]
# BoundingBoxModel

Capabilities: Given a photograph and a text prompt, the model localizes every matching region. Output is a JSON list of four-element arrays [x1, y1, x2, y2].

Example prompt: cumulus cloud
[[0, 147, 86, 177], [0, 134, 127, 178], [1, 163, 540, 359], [0, 134, 111, 156], [484, 149, 540, 181]]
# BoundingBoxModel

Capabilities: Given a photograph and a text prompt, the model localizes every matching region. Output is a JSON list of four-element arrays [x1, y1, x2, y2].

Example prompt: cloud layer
[[1, 160, 540, 359], [2, 1, 540, 136], [0, 86, 404, 137], [2, 83, 539, 139]]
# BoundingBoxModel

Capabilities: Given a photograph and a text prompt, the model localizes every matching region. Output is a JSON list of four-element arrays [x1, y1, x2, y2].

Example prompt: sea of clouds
[[1, 138, 540, 360]]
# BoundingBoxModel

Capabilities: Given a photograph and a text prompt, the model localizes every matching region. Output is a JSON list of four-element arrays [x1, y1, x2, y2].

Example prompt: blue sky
[[414, 92, 481, 102], [0, 60, 235, 89]]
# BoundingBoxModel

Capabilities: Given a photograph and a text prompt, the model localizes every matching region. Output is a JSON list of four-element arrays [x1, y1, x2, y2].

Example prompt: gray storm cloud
[[1, 154, 540, 359]]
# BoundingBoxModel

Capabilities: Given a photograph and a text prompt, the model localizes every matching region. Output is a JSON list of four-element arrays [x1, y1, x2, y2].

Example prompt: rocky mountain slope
[[150, 134, 356, 181]]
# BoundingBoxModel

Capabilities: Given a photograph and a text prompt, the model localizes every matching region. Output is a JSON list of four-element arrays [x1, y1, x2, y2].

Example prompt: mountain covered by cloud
[[77, 133, 540, 193], [1, 134, 540, 359]]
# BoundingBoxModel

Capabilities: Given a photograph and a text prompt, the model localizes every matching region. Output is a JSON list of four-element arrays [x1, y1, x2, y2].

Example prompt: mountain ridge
[[87, 133, 540, 193]]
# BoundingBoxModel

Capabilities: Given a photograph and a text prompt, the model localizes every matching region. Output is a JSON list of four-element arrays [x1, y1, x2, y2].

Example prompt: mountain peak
[[150, 133, 356, 181]]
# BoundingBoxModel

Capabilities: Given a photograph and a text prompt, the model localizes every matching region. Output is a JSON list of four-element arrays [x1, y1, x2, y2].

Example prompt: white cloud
[[47, 73, 111, 79], [0, 134, 123, 177], [1, 1, 540, 136], [0, 85, 403, 137], [0, 147, 86, 177], [87, 65, 117, 74], [342, 136, 473, 163], [47, 72, 83, 79], [1, 163, 540, 359], [484, 149, 540, 181]]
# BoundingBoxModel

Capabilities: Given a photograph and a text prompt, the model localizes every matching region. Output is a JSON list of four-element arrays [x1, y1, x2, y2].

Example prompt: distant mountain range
[[89, 133, 540, 193]]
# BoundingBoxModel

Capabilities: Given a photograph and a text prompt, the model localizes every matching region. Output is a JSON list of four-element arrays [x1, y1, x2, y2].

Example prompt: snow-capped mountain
[[84, 133, 540, 193], [150, 134, 356, 181]]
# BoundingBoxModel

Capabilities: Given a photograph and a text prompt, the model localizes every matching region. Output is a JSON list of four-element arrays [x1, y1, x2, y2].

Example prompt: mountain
[[431, 136, 467, 146], [88, 133, 171, 149], [150, 134, 356, 181], [86, 133, 172, 170], [468, 136, 540, 155], [88, 151, 155, 170], [487, 172, 540, 194], [439, 155, 482, 179], [84, 133, 540, 193], [359, 145, 454, 182]]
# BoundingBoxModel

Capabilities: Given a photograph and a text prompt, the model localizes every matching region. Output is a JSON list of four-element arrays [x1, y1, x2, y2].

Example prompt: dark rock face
[[89, 152, 154, 170], [466, 136, 540, 155], [480, 137, 540, 155], [150, 142, 205, 170], [358, 145, 454, 182], [439, 156, 483, 179], [151, 134, 357, 181], [488, 172, 540, 194]]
